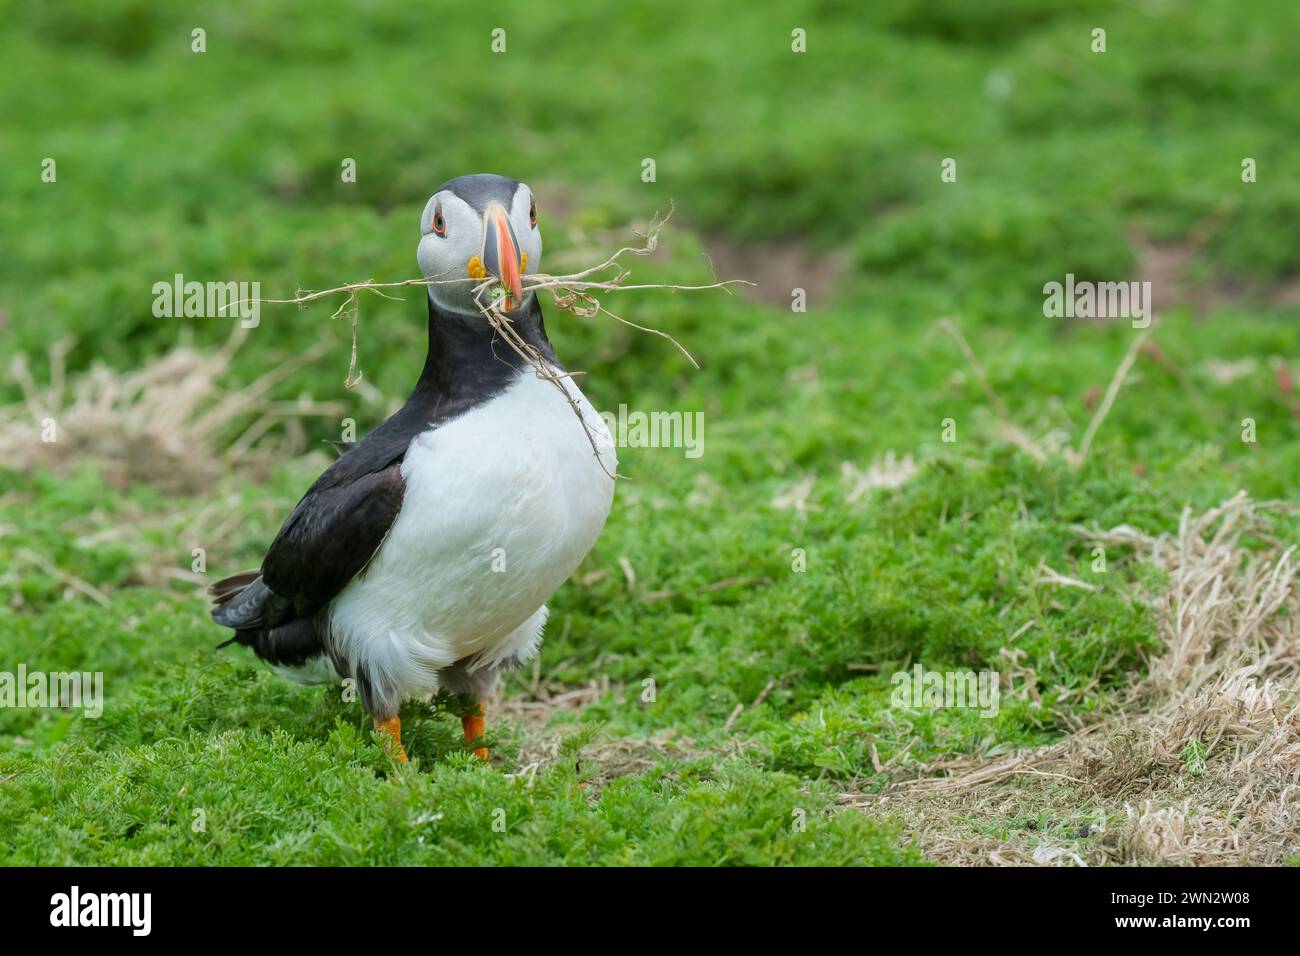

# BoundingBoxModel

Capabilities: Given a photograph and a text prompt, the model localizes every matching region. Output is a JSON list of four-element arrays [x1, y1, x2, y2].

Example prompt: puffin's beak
[[481, 201, 524, 312]]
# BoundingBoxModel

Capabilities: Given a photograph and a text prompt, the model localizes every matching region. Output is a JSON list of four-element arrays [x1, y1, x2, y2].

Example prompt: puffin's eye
[[432, 206, 447, 237], [529, 200, 537, 228]]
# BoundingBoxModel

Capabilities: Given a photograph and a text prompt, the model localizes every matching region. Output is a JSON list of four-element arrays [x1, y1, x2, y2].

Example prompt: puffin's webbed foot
[[373, 715, 407, 762]]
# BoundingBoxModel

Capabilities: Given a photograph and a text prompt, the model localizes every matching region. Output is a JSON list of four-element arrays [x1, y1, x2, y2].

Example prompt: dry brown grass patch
[[1, 331, 343, 494], [848, 492, 1300, 865], [495, 662, 709, 794]]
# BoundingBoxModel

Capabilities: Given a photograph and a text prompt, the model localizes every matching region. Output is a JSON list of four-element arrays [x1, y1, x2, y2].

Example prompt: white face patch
[[416, 183, 543, 316]]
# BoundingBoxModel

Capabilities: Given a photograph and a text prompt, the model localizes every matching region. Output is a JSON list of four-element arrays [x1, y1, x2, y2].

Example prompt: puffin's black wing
[[261, 460, 406, 616], [209, 452, 406, 665]]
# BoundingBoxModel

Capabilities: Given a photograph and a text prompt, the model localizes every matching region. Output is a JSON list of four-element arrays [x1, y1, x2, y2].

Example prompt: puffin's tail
[[209, 569, 271, 635], [208, 571, 325, 667], [209, 569, 260, 604]]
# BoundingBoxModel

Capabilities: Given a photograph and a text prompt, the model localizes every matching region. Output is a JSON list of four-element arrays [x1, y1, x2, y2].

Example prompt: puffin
[[209, 174, 617, 761]]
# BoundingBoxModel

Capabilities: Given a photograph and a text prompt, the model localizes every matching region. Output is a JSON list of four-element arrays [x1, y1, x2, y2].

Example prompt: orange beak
[[482, 202, 524, 313]]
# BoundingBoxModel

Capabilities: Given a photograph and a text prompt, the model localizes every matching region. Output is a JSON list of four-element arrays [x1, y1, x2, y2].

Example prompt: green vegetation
[[1, 0, 1297, 864]]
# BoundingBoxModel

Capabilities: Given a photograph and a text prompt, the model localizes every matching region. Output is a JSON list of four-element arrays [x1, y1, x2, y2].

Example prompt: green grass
[[2, 0, 1298, 864]]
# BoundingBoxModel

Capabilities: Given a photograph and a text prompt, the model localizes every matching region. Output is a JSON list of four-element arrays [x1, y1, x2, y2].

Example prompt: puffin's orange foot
[[462, 701, 488, 761], [374, 715, 408, 762]]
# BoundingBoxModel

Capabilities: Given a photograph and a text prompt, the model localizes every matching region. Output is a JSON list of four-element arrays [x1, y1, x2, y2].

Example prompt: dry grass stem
[[936, 318, 1155, 468]]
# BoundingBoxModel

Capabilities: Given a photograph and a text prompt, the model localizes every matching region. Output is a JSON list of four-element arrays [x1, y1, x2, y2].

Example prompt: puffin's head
[[417, 173, 542, 316]]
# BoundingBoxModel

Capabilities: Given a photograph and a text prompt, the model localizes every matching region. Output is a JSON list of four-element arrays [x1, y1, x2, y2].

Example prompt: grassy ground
[[2, 0, 1298, 864]]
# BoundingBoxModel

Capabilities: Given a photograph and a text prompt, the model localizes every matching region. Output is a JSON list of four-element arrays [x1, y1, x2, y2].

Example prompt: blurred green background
[[0, 0, 1297, 864], [6, 0, 1300, 394]]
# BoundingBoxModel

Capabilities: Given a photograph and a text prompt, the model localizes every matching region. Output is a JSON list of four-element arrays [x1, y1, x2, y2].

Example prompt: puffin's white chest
[[326, 368, 616, 685]]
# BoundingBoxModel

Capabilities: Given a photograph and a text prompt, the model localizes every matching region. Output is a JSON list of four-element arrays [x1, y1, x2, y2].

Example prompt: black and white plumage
[[210, 175, 616, 748]]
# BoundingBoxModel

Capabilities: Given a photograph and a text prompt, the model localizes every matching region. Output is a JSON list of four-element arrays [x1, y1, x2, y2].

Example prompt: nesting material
[[236, 210, 748, 476]]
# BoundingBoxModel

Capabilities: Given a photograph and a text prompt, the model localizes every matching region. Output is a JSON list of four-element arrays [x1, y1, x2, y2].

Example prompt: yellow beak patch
[[468, 253, 526, 280]]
